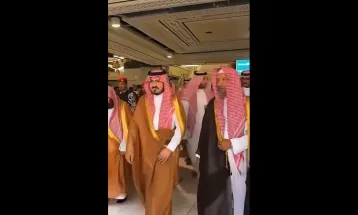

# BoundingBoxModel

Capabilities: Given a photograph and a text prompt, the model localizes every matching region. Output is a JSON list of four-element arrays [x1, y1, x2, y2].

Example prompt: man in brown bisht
[[125, 69, 186, 215], [108, 86, 132, 203]]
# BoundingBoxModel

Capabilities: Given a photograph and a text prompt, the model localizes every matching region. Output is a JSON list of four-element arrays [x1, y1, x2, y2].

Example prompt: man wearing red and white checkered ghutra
[[125, 69, 186, 215], [196, 66, 249, 215]]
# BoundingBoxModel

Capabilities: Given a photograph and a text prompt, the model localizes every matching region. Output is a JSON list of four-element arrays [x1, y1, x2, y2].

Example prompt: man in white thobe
[[180, 71, 213, 175], [196, 67, 248, 215]]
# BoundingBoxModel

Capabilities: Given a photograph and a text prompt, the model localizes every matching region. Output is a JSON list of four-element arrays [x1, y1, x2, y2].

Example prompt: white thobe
[[108, 108, 127, 199], [223, 98, 248, 215], [196, 98, 248, 215], [153, 94, 182, 152], [181, 89, 208, 169]]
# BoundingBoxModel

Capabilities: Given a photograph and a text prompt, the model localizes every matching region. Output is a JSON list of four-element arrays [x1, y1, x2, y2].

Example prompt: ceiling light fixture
[[113, 55, 124, 59], [180, 65, 199, 67], [111, 17, 121, 28], [167, 53, 173, 58]]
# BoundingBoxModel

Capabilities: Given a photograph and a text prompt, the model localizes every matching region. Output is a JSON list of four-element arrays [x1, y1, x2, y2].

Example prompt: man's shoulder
[[136, 95, 146, 107]]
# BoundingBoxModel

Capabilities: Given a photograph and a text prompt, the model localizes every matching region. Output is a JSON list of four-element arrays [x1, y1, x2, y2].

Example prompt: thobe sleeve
[[231, 124, 248, 154], [166, 113, 182, 152], [181, 100, 190, 139], [119, 139, 126, 152]]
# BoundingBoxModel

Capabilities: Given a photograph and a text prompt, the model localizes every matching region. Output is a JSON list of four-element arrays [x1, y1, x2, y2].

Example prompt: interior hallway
[[108, 158, 199, 215]]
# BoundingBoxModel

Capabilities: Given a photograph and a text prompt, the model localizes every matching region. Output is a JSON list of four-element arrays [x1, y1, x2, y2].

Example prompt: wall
[[108, 66, 158, 86]]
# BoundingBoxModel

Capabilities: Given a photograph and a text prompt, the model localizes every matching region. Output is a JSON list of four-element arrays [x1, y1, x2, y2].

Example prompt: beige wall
[[108, 67, 158, 86]]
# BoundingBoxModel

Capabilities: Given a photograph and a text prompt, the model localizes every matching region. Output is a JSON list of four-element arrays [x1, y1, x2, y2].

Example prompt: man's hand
[[218, 139, 232, 151], [158, 148, 172, 163], [125, 151, 134, 164]]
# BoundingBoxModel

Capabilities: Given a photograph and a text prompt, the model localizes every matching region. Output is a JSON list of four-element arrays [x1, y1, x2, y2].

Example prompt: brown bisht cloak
[[126, 95, 186, 215], [196, 98, 232, 215], [108, 101, 132, 198]]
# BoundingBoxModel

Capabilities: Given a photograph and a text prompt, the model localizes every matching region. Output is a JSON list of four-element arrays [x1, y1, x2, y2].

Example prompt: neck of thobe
[[243, 87, 250, 97], [153, 93, 182, 152]]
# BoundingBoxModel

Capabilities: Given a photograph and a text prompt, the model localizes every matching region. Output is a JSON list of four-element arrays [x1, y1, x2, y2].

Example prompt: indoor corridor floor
[[108, 158, 198, 215]]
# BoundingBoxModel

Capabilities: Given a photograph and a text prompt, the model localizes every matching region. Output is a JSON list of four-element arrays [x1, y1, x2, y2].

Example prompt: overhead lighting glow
[[167, 53, 173, 58], [180, 65, 199, 67], [113, 55, 124, 59], [111, 17, 121, 28]]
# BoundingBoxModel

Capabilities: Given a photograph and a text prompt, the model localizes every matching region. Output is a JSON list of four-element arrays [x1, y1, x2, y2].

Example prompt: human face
[[198, 76, 208, 89], [216, 73, 227, 98], [149, 77, 164, 95], [118, 81, 127, 92], [241, 70, 250, 88]]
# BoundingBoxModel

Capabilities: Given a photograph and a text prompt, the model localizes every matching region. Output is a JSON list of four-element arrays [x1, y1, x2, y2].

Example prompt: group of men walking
[[108, 65, 250, 215]]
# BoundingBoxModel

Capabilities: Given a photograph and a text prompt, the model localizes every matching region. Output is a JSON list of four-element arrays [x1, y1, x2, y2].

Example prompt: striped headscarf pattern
[[143, 69, 174, 129], [212, 67, 246, 170], [181, 72, 213, 136], [108, 86, 123, 141]]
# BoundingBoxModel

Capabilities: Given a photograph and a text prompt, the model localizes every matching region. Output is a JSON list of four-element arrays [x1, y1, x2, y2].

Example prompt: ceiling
[[108, 0, 249, 65]]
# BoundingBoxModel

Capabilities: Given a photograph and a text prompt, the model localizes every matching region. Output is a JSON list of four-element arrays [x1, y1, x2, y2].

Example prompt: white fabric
[[185, 90, 208, 169], [108, 108, 113, 125], [231, 132, 248, 154], [196, 99, 248, 214], [243, 87, 250, 97], [224, 99, 247, 215], [119, 139, 126, 152], [108, 108, 126, 152], [153, 94, 182, 152]]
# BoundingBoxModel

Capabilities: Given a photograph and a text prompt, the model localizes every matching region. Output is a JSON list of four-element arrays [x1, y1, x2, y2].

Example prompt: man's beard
[[198, 83, 207, 89], [217, 88, 226, 98], [108, 101, 114, 109], [150, 87, 164, 95]]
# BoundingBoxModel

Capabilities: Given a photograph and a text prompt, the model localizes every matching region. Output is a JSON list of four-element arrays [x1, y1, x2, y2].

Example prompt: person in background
[[136, 85, 145, 98], [117, 76, 138, 111], [241, 70, 250, 215], [196, 67, 248, 215], [108, 86, 133, 203], [181, 71, 213, 177], [114, 86, 120, 95], [125, 69, 186, 215], [176, 78, 191, 165]]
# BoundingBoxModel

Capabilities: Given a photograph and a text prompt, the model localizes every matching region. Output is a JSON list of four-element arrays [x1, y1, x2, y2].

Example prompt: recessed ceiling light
[[110, 17, 121, 28], [167, 53, 173, 58]]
